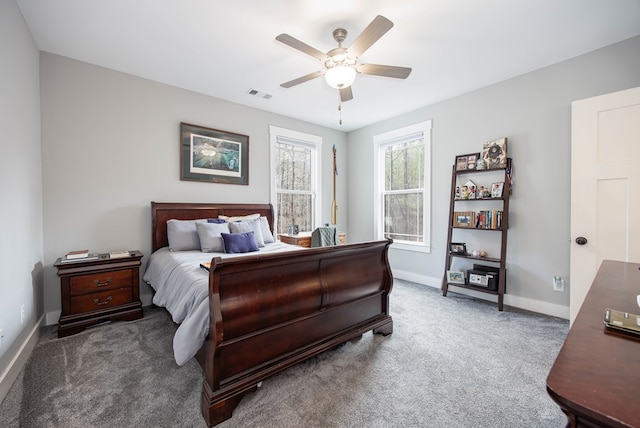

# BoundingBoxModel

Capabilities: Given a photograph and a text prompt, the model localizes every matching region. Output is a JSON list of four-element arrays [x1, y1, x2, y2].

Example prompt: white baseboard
[[391, 269, 569, 320], [0, 314, 44, 405]]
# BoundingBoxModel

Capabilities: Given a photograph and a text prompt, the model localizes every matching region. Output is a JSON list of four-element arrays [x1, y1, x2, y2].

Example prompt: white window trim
[[373, 120, 432, 253], [269, 126, 322, 235]]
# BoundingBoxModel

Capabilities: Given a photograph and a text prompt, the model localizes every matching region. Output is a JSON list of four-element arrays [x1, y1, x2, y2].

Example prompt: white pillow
[[218, 213, 261, 222], [229, 219, 265, 247], [196, 222, 231, 252], [166, 219, 207, 251], [259, 216, 275, 244]]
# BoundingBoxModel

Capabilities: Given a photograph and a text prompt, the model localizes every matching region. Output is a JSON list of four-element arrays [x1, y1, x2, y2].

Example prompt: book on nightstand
[[65, 249, 89, 260], [60, 252, 99, 263], [109, 250, 131, 259]]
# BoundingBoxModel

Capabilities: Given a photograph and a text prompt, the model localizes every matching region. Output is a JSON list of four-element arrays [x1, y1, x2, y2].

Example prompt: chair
[[310, 226, 337, 247]]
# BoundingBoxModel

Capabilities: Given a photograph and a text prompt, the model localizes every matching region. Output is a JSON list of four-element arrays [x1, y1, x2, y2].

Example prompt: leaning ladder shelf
[[441, 158, 512, 311]]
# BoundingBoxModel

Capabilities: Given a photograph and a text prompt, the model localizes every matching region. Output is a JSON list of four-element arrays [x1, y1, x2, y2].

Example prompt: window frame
[[373, 120, 432, 253], [269, 126, 322, 236]]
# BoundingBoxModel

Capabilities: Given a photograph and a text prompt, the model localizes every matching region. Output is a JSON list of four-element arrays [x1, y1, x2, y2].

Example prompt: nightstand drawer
[[279, 233, 312, 247], [70, 287, 133, 314], [70, 269, 132, 294]]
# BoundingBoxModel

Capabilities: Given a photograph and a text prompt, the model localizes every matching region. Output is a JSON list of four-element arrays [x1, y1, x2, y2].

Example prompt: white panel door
[[570, 87, 640, 324]]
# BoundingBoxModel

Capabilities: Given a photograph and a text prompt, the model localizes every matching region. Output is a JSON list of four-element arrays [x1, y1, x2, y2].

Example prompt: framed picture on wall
[[180, 122, 249, 185]]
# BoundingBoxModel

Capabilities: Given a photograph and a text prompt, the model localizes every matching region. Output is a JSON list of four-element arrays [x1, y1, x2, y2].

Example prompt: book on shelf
[[60, 253, 99, 263], [474, 210, 503, 229], [109, 250, 131, 259], [65, 249, 89, 260]]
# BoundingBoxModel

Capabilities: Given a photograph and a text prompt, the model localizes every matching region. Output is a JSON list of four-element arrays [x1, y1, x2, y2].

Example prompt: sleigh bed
[[145, 202, 394, 426]]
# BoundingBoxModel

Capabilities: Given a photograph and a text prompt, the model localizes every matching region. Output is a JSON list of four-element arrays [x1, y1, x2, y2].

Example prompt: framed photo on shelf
[[180, 122, 249, 185], [466, 153, 480, 170], [481, 137, 507, 169], [491, 182, 505, 198], [455, 154, 468, 171], [446, 270, 466, 285], [449, 242, 467, 255], [453, 211, 475, 228], [455, 153, 481, 171]]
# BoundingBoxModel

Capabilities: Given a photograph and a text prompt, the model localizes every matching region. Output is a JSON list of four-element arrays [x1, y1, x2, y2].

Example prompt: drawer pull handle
[[93, 278, 113, 287], [92, 296, 113, 306]]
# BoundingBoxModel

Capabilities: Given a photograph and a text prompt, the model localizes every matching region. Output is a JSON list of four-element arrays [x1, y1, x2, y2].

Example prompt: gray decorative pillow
[[229, 219, 265, 247], [166, 219, 207, 251], [259, 216, 275, 244], [196, 222, 231, 252]]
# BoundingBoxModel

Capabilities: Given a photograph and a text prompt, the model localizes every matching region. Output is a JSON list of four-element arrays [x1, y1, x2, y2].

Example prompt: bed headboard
[[150, 202, 275, 252]]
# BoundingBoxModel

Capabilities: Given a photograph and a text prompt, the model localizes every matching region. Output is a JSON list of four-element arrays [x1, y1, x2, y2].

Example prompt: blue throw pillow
[[207, 218, 227, 224], [221, 231, 259, 254]]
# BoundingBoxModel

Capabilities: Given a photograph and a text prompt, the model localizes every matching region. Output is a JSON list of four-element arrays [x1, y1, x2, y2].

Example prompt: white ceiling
[[16, 0, 640, 132]]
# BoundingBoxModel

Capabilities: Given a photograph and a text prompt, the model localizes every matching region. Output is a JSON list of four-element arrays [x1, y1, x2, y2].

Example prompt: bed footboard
[[200, 239, 393, 426]]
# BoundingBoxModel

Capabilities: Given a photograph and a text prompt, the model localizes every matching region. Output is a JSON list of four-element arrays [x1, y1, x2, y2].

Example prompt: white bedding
[[143, 242, 301, 365]]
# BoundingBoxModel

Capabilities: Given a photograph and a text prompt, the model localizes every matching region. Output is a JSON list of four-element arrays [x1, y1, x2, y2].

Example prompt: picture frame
[[481, 137, 507, 169], [180, 122, 249, 185], [453, 211, 475, 228], [491, 182, 505, 198], [455, 154, 468, 171], [455, 153, 480, 171], [446, 270, 466, 285], [466, 153, 480, 170], [449, 242, 467, 255]]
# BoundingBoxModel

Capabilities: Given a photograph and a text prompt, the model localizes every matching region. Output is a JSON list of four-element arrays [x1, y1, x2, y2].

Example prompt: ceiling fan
[[276, 15, 412, 102]]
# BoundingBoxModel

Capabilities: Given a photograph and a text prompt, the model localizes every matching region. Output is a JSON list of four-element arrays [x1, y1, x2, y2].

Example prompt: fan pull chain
[[338, 102, 342, 125]]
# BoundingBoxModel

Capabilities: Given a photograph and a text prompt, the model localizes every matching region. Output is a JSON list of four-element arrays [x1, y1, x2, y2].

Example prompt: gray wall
[[39, 53, 348, 322], [347, 35, 640, 317], [0, 0, 43, 393]]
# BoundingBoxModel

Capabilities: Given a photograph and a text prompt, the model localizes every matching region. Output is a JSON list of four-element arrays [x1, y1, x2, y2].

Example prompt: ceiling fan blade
[[347, 15, 394, 58], [276, 34, 329, 62], [357, 63, 412, 79], [280, 70, 324, 88], [340, 86, 353, 102]]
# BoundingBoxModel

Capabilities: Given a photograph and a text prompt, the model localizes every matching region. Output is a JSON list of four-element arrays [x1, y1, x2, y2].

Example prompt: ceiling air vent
[[246, 88, 272, 99]]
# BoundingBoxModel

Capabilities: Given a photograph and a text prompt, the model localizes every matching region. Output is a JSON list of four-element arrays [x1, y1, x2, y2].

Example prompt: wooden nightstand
[[279, 232, 312, 247], [279, 231, 347, 247], [54, 251, 144, 337]]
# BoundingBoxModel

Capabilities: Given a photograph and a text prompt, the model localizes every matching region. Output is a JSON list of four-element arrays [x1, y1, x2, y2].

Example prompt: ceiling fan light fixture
[[325, 65, 356, 89]]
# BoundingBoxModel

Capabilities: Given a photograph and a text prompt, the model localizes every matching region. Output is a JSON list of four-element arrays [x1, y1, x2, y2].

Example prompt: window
[[269, 126, 322, 235], [374, 121, 431, 252]]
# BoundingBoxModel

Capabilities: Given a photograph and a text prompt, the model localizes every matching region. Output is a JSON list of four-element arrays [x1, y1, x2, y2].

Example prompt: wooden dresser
[[54, 251, 144, 337], [546, 260, 640, 427]]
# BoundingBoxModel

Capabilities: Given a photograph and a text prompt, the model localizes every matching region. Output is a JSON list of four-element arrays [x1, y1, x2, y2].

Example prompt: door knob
[[575, 237, 588, 245]]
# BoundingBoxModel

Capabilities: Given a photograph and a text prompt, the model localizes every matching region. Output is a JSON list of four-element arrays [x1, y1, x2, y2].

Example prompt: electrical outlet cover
[[553, 276, 565, 292]]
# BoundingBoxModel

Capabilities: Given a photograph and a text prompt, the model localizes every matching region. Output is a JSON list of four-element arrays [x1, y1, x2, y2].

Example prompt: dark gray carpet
[[0, 280, 569, 427]]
